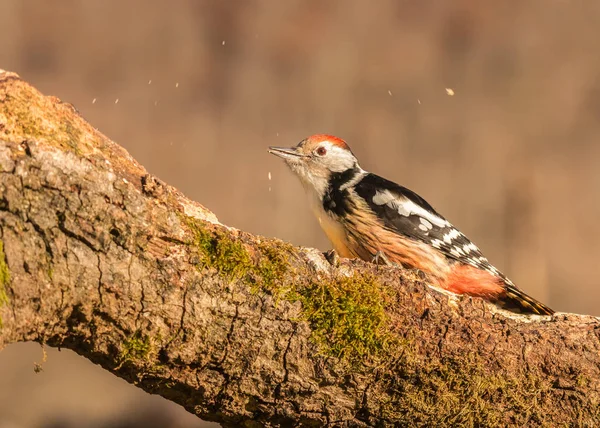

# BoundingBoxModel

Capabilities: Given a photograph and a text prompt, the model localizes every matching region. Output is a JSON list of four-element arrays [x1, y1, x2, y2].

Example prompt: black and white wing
[[353, 173, 501, 277], [353, 173, 556, 315]]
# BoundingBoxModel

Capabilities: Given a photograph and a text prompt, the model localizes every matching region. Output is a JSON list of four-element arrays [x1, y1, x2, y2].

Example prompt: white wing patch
[[372, 190, 449, 228], [369, 189, 505, 280], [443, 228, 461, 243], [420, 217, 433, 230], [431, 239, 444, 249], [463, 243, 478, 254], [450, 247, 462, 257], [371, 189, 396, 205]]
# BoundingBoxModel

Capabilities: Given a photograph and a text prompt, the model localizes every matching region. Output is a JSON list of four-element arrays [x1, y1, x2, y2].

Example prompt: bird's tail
[[442, 264, 554, 315], [498, 282, 554, 316]]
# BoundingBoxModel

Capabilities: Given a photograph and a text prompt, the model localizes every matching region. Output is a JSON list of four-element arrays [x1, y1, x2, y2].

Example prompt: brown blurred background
[[1, 0, 600, 426]]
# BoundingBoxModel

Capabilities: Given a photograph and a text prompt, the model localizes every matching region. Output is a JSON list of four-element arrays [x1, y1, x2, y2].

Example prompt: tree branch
[[0, 70, 599, 427]]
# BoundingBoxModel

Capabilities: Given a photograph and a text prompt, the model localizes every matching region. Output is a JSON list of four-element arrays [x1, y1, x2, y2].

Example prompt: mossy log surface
[[1, 70, 600, 427]]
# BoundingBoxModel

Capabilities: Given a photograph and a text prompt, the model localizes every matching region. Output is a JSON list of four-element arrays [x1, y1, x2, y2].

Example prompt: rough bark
[[0, 70, 599, 427]]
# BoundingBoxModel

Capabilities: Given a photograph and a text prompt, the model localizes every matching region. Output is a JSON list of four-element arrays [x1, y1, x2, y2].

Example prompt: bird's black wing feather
[[353, 173, 498, 274], [353, 174, 555, 315]]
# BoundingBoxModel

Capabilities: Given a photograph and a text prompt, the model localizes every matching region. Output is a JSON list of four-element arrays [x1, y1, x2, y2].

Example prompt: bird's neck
[[321, 165, 366, 216], [336, 164, 367, 190]]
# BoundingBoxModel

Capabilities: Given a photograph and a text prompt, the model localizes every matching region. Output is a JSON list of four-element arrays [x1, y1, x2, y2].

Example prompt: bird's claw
[[324, 249, 340, 267], [372, 250, 398, 267]]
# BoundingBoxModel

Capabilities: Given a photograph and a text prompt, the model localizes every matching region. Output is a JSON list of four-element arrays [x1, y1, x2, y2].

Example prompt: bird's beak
[[268, 146, 304, 161]]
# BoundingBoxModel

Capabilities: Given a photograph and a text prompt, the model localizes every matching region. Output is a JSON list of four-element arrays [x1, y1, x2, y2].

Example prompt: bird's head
[[269, 134, 360, 196]]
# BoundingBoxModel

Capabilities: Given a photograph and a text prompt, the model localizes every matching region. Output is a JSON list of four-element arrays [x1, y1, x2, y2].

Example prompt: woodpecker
[[268, 134, 554, 315]]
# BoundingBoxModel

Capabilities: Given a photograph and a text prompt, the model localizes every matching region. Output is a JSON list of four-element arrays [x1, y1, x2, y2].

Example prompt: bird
[[268, 134, 554, 316]]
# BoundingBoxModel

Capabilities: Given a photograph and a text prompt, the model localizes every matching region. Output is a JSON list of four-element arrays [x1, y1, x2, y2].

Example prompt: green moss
[[292, 273, 395, 363], [376, 349, 555, 426], [0, 240, 10, 307], [182, 215, 394, 363], [184, 215, 293, 288], [120, 331, 153, 362], [187, 218, 254, 280], [254, 241, 293, 294]]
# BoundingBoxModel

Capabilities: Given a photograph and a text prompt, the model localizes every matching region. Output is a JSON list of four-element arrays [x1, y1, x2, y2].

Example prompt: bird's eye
[[316, 147, 327, 156]]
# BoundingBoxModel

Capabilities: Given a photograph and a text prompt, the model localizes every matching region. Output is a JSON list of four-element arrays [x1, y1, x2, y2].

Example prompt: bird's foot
[[324, 249, 340, 267], [372, 251, 398, 267]]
